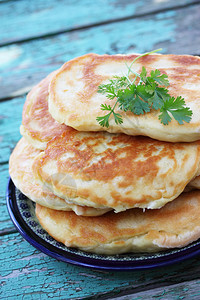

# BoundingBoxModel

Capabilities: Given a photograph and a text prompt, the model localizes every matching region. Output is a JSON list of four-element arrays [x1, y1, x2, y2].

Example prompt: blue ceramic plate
[[6, 177, 200, 271]]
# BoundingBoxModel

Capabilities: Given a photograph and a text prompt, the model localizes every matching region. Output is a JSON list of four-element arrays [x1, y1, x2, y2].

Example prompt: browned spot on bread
[[48, 53, 200, 142], [22, 72, 67, 149], [33, 127, 200, 210], [35, 190, 200, 254]]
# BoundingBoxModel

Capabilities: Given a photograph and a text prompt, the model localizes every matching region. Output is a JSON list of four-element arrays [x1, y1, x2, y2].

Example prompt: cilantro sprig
[[96, 49, 193, 127]]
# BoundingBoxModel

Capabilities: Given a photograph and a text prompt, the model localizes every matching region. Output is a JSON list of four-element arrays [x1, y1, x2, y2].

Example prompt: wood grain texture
[[1, 4, 200, 99], [0, 233, 200, 299], [0, 0, 197, 45], [0, 96, 23, 163], [1, 1, 200, 298], [113, 280, 200, 300], [0, 163, 15, 233], [0, 97, 24, 232]]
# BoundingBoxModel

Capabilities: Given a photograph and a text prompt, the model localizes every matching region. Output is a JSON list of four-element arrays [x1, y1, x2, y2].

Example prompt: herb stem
[[97, 49, 192, 127], [111, 99, 118, 112], [127, 48, 162, 77], [126, 67, 141, 83]]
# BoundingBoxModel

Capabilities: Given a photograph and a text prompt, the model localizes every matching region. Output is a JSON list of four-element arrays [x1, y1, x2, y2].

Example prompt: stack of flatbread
[[9, 53, 200, 255]]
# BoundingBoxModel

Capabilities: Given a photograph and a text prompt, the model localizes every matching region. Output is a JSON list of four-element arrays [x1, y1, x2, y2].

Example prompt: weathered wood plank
[[0, 4, 200, 99], [113, 280, 200, 300], [0, 163, 15, 233], [0, 96, 24, 231], [0, 96, 23, 163], [1, 2, 200, 297], [0, 233, 200, 299], [0, 164, 9, 195], [0, 0, 197, 45]]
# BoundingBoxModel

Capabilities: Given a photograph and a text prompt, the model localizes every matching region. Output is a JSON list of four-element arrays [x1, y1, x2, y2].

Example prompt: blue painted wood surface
[[1, 3, 200, 99], [1, 233, 200, 299], [0, 165, 12, 232], [0, 0, 195, 45], [115, 280, 200, 300], [0, 97, 23, 163], [1, 0, 200, 299]]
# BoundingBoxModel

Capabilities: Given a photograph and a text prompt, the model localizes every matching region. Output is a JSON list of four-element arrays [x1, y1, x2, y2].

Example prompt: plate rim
[[6, 177, 200, 271]]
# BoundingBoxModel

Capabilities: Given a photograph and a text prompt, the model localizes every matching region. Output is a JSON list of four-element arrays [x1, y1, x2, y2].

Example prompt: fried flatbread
[[20, 72, 67, 150], [9, 138, 110, 216], [188, 175, 200, 189], [36, 190, 200, 254], [48, 53, 200, 142], [32, 129, 200, 211]]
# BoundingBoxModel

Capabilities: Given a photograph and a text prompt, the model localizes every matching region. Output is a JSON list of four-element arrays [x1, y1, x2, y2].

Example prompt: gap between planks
[[0, 0, 18, 3], [1, 0, 200, 48], [0, 227, 17, 237], [0, 160, 9, 166], [1, 4, 200, 100], [82, 275, 200, 300], [0, 94, 26, 103]]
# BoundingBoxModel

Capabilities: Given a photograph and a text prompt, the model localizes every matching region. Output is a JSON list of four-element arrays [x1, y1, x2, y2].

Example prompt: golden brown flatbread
[[32, 128, 200, 212], [20, 71, 67, 150], [188, 175, 200, 189], [9, 138, 110, 216], [48, 53, 200, 142], [36, 190, 200, 254]]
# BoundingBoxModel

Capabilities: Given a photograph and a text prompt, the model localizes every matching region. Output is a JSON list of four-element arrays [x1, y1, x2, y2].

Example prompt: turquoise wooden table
[[1, 1, 200, 299]]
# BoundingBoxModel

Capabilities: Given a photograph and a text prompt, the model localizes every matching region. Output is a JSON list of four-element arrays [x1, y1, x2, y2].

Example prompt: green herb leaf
[[132, 94, 151, 115], [97, 49, 193, 127], [96, 113, 112, 128], [100, 103, 112, 111], [113, 111, 123, 125], [149, 69, 169, 86], [96, 102, 123, 127], [117, 85, 136, 112], [159, 96, 193, 125], [140, 66, 147, 83], [158, 109, 172, 125]]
